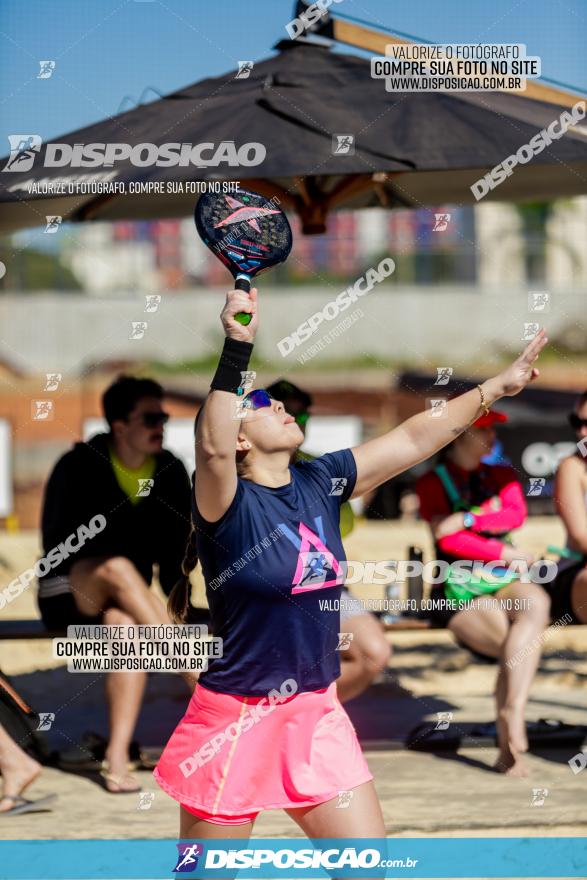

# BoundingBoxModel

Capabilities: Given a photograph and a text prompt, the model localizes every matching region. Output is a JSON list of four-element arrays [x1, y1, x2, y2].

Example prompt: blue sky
[[1, 0, 586, 147]]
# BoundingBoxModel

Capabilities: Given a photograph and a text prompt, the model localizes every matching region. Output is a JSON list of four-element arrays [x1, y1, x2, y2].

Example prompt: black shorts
[[543, 561, 584, 625], [38, 592, 103, 630]]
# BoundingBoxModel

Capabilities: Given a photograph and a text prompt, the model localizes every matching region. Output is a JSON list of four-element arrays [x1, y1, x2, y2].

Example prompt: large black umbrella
[[1, 39, 586, 234]]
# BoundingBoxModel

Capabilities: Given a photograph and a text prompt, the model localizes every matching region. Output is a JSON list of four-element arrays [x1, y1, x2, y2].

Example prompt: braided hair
[[169, 396, 249, 622], [168, 406, 205, 623], [167, 522, 199, 624]]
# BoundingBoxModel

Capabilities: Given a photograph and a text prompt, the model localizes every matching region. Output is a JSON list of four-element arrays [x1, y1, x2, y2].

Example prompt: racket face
[[194, 189, 292, 280]]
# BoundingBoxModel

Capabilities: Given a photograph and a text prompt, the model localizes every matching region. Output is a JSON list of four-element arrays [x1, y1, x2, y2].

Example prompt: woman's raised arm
[[195, 288, 258, 522], [351, 329, 547, 499]]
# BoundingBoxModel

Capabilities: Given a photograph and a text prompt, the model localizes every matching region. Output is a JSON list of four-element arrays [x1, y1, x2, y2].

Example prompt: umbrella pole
[[247, 174, 403, 235]]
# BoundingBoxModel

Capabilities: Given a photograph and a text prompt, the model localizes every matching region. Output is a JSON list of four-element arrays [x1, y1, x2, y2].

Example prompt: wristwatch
[[463, 512, 476, 529]]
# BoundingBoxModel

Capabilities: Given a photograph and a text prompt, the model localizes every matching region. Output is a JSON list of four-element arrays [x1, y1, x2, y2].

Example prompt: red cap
[[473, 409, 508, 429]]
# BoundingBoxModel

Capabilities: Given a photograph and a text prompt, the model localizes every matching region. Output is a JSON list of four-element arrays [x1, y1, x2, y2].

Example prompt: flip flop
[[0, 794, 57, 816], [136, 748, 161, 770], [99, 763, 141, 794]]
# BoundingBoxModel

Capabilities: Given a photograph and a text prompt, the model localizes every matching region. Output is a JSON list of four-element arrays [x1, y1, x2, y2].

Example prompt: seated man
[[37, 376, 191, 792]]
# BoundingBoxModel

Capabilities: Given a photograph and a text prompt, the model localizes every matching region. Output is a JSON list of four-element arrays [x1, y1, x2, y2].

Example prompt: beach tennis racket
[[194, 189, 293, 325]]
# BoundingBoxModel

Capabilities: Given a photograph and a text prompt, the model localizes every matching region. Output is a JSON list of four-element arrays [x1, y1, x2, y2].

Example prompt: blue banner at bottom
[[1, 838, 585, 879]]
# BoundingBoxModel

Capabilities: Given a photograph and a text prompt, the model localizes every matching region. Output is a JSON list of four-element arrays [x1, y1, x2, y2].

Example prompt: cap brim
[[473, 410, 508, 428]]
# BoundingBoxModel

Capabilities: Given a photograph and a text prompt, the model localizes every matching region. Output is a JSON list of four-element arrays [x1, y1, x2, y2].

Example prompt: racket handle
[[234, 274, 252, 326]]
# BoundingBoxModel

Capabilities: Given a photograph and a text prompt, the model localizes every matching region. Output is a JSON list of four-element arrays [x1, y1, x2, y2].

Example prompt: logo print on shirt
[[277, 517, 343, 594]]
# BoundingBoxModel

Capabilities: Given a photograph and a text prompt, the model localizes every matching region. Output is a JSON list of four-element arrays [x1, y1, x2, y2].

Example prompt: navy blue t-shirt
[[193, 449, 357, 696]]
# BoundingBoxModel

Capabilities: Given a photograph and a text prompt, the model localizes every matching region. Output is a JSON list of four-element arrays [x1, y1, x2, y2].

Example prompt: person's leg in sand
[[494, 582, 550, 775], [449, 582, 550, 776], [100, 607, 147, 793], [0, 724, 43, 813], [70, 556, 195, 791]]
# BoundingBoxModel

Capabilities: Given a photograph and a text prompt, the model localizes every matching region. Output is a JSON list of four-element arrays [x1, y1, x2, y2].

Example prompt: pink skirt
[[153, 681, 372, 819]]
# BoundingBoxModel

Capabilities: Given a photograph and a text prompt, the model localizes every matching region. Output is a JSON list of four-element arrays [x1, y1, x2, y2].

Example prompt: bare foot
[[495, 708, 529, 776], [494, 747, 530, 776], [0, 755, 42, 812]]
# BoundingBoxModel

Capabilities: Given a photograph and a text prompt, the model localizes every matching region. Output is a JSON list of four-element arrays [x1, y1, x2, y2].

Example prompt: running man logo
[[32, 400, 54, 421], [428, 398, 447, 419], [433, 213, 451, 232], [3, 135, 42, 172], [234, 375, 258, 418], [336, 790, 354, 809], [278, 518, 344, 594], [332, 134, 355, 155], [527, 477, 546, 497], [136, 479, 154, 498], [528, 291, 550, 312], [329, 477, 348, 496], [336, 632, 354, 651], [37, 61, 56, 79], [434, 367, 453, 386], [236, 61, 254, 79], [577, 438, 587, 459], [173, 843, 204, 873], [238, 371, 256, 395], [44, 216, 62, 234], [44, 373, 62, 391], [530, 788, 549, 806], [523, 322, 539, 341], [298, 551, 332, 588], [137, 791, 155, 810], [144, 295, 161, 313], [434, 712, 453, 731], [129, 321, 148, 340], [36, 713, 55, 731]]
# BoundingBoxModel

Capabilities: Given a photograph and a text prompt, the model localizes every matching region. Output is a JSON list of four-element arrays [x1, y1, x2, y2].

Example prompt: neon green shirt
[[109, 446, 156, 505]]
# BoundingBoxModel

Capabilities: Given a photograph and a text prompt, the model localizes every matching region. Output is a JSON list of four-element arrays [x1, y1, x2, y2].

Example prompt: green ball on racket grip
[[234, 275, 252, 325]]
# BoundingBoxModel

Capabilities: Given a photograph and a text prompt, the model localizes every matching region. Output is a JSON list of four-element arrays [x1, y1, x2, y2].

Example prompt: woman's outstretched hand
[[220, 287, 258, 342], [494, 328, 548, 397]]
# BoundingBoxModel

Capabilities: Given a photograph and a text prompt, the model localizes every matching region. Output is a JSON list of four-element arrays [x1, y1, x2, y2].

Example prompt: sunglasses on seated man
[[569, 413, 587, 430], [128, 411, 170, 428]]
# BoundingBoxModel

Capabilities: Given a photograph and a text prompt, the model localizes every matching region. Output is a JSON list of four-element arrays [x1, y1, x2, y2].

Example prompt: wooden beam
[[244, 178, 297, 208], [334, 19, 404, 55], [508, 80, 586, 107], [333, 18, 585, 110]]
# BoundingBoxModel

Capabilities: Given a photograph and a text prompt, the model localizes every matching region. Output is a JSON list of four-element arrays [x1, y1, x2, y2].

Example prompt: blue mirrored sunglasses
[[240, 389, 273, 412]]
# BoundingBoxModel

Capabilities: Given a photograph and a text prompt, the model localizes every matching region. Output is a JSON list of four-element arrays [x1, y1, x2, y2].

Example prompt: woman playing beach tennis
[[154, 288, 547, 840]]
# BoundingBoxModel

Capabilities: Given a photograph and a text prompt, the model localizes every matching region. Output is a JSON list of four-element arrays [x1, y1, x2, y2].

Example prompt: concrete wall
[[1, 284, 584, 374]]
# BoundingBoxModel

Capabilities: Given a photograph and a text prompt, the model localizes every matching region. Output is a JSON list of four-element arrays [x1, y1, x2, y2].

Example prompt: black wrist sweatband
[[210, 337, 254, 394]]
